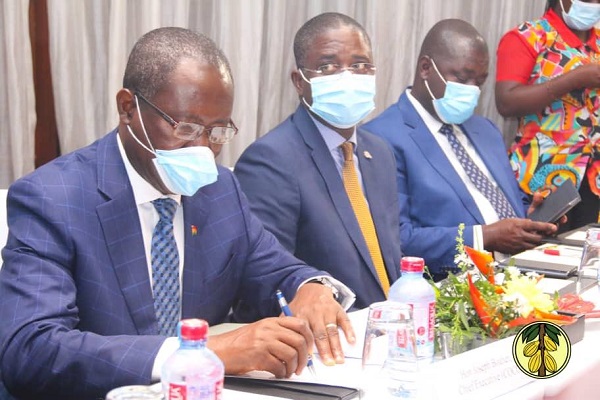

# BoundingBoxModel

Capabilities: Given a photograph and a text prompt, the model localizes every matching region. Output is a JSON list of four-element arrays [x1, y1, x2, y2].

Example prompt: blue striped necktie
[[440, 124, 517, 219], [151, 198, 180, 336]]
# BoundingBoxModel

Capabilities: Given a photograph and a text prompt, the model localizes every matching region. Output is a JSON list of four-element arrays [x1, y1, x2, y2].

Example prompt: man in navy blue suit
[[363, 19, 558, 281], [0, 28, 354, 399], [235, 13, 402, 310]]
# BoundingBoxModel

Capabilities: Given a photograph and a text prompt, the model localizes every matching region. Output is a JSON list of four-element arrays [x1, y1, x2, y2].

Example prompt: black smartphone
[[529, 179, 581, 223]]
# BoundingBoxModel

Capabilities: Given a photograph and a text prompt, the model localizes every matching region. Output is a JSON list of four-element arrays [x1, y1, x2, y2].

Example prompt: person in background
[[0, 27, 355, 400], [362, 19, 558, 281], [496, 0, 600, 231], [235, 12, 401, 309]]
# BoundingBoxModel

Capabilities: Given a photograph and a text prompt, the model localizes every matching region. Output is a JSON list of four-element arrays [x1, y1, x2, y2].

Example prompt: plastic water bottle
[[161, 319, 224, 400], [389, 256, 436, 365]]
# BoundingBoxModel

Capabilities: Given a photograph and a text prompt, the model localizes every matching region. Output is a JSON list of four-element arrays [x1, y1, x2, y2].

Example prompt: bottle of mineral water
[[161, 319, 224, 400], [388, 256, 436, 365], [382, 257, 435, 398]]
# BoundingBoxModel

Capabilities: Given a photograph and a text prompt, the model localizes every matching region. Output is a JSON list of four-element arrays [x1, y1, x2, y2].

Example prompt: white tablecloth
[[221, 283, 600, 400]]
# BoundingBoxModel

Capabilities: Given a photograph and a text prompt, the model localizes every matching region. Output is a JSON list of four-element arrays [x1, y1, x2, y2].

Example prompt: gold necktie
[[340, 142, 390, 295]]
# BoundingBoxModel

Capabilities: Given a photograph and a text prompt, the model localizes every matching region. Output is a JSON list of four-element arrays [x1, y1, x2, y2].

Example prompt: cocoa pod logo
[[512, 322, 571, 379]]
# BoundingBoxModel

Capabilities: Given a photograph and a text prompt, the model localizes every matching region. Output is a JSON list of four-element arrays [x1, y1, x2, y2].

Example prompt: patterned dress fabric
[[508, 15, 600, 198]]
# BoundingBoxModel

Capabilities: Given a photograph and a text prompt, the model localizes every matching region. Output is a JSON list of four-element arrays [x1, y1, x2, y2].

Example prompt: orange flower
[[467, 273, 500, 336], [464, 246, 495, 285]]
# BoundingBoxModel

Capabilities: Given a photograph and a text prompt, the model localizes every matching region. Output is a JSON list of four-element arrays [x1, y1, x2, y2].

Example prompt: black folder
[[224, 376, 360, 399]]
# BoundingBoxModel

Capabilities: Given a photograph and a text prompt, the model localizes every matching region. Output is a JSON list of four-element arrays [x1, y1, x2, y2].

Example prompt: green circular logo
[[512, 322, 571, 379]]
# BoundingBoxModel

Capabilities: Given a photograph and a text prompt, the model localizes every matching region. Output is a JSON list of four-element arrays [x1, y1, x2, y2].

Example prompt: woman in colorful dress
[[495, 0, 600, 230]]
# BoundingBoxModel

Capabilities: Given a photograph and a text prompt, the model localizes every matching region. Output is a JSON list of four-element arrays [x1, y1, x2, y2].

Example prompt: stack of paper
[[503, 243, 582, 278]]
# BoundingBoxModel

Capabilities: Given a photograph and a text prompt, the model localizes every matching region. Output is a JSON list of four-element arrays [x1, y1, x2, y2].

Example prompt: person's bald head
[[418, 19, 488, 67], [411, 19, 489, 122]]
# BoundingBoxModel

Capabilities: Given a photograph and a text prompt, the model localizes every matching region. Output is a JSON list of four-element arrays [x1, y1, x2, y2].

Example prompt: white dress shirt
[[117, 135, 181, 379]]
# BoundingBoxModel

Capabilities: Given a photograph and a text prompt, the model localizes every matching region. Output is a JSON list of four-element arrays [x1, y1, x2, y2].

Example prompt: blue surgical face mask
[[424, 58, 481, 125], [126, 95, 218, 196], [560, 0, 600, 31], [299, 69, 376, 129]]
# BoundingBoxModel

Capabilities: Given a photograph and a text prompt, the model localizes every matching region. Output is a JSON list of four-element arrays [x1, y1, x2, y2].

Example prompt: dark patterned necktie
[[151, 198, 180, 336], [440, 124, 517, 219]]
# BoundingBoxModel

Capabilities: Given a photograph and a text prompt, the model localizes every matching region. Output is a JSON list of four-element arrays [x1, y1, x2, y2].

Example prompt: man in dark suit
[[0, 28, 354, 399], [362, 19, 558, 280], [235, 13, 402, 311]]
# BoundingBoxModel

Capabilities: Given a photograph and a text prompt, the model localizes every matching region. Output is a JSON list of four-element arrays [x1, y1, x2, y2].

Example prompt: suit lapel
[[180, 193, 209, 317], [294, 107, 383, 288], [399, 94, 485, 223], [357, 132, 398, 283], [96, 131, 157, 335]]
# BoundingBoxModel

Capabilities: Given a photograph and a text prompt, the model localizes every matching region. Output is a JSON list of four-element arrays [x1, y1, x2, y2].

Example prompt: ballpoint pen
[[275, 289, 317, 376]]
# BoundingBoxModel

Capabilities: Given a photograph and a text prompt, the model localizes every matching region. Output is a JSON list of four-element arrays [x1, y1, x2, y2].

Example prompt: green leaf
[[545, 324, 561, 337], [521, 326, 533, 343], [458, 302, 470, 330], [526, 325, 540, 342], [521, 325, 538, 343], [546, 329, 559, 345]]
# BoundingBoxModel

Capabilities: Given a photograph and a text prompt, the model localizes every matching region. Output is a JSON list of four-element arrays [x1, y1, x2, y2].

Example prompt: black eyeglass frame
[[135, 92, 238, 144]]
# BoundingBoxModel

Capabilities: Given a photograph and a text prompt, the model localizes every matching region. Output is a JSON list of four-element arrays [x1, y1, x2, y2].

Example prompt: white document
[[536, 277, 575, 295], [336, 307, 369, 359], [235, 308, 371, 390], [507, 243, 581, 274], [565, 230, 586, 244]]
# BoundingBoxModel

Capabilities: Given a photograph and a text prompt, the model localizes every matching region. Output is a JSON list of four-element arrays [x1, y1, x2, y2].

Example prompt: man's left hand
[[528, 191, 568, 226], [288, 282, 355, 366]]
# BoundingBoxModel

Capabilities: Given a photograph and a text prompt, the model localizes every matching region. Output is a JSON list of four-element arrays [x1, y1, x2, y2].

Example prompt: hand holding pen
[[276, 290, 317, 376]]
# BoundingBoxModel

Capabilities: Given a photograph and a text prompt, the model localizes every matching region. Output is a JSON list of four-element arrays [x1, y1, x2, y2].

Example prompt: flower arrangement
[[433, 224, 579, 349]]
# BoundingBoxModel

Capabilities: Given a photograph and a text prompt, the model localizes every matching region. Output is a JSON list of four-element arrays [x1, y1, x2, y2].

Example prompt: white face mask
[[126, 95, 219, 196], [299, 69, 376, 129], [424, 58, 481, 125], [560, 0, 600, 31]]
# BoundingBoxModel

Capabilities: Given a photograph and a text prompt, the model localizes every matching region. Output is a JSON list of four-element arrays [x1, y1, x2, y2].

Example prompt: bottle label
[[168, 380, 223, 400], [411, 302, 435, 358], [215, 378, 223, 400], [168, 383, 187, 400]]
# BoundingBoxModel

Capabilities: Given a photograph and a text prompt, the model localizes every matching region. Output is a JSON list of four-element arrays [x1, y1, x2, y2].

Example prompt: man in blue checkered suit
[[0, 28, 355, 400]]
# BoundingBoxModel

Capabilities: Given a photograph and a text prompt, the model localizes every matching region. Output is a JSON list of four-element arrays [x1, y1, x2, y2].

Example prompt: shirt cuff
[[474, 224, 508, 262], [151, 337, 179, 381], [299, 275, 356, 311], [473, 225, 484, 251]]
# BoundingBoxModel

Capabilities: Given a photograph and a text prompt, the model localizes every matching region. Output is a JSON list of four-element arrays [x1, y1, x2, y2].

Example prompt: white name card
[[417, 336, 535, 399]]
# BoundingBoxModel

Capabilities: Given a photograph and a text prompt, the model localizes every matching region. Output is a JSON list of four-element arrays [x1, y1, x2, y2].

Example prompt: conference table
[[215, 281, 600, 400]]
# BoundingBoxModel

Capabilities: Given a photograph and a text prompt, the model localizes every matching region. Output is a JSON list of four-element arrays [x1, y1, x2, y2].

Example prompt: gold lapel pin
[[191, 225, 198, 236], [363, 151, 372, 159]]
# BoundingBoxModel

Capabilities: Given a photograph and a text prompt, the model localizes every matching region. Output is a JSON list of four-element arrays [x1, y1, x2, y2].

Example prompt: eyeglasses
[[136, 92, 238, 144], [301, 62, 376, 76]]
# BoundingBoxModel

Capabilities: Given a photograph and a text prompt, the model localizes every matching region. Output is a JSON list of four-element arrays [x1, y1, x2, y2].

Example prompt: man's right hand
[[207, 317, 313, 378], [482, 218, 557, 254]]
